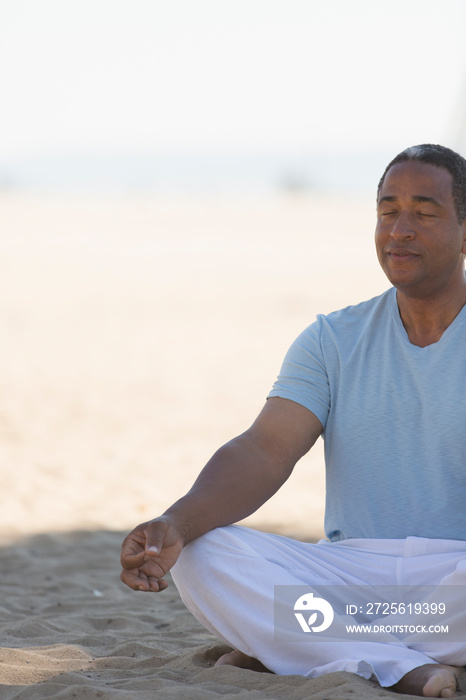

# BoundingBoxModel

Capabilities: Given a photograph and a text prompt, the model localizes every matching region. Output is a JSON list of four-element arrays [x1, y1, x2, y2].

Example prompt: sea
[[0, 150, 395, 197]]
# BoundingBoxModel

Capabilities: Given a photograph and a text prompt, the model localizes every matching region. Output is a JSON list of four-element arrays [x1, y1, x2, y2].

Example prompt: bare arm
[[120, 397, 323, 591], [165, 397, 322, 542]]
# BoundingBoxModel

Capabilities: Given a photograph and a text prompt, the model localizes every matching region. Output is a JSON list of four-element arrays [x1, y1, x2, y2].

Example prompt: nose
[[389, 211, 415, 240]]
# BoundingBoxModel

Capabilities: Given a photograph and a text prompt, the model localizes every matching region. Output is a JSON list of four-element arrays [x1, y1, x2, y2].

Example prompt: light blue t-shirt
[[268, 287, 466, 541]]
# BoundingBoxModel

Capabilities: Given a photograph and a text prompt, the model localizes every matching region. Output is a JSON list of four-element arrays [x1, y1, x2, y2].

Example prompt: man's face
[[375, 161, 466, 298]]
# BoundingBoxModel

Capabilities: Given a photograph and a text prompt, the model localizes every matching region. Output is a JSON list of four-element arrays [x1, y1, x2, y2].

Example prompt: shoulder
[[284, 289, 394, 362], [316, 288, 394, 337]]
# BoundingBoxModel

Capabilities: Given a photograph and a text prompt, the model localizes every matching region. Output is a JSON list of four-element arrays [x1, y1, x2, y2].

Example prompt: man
[[121, 144, 466, 698]]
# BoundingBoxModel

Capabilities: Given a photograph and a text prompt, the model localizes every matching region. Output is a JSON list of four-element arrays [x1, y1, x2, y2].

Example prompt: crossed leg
[[171, 526, 466, 695]]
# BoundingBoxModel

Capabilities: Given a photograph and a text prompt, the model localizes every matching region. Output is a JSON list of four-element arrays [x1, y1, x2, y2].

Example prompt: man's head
[[375, 151, 466, 300], [377, 144, 466, 223]]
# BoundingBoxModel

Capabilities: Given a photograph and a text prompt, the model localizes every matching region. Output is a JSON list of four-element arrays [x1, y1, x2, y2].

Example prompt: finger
[[135, 575, 165, 593], [120, 568, 168, 593], [147, 576, 169, 592], [121, 529, 150, 569], [123, 529, 146, 551], [140, 559, 166, 578], [120, 569, 150, 591], [121, 547, 147, 570]]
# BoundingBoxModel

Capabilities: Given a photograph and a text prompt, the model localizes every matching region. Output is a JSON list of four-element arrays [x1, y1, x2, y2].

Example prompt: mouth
[[386, 248, 419, 262]]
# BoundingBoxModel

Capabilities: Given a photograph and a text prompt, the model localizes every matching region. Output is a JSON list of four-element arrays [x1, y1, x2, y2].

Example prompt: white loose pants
[[171, 525, 466, 687]]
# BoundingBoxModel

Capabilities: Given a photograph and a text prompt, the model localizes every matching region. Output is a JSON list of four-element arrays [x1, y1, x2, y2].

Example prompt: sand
[[1, 190, 460, 698]]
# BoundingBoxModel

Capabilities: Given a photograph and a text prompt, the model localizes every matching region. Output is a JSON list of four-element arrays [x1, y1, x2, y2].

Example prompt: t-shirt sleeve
[[267, 317, 330, 428]]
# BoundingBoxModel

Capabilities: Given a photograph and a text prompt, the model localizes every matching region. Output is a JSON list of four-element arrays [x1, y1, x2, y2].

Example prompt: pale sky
[[0, 0, 465, 162]]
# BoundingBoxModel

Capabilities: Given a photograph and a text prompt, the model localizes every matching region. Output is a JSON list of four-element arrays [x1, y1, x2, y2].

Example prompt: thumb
[[144, 518, 170, 556]]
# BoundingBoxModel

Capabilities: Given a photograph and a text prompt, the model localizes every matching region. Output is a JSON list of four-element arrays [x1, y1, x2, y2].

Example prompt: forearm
[[120, 398, 321, 592], [163, 432, 294, 546]]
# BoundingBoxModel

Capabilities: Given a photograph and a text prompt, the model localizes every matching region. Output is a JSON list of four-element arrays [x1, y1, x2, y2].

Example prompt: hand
[[120, 516, 184, 592]]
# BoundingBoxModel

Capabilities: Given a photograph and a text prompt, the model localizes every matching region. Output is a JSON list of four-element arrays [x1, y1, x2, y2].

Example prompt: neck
[[396, 284, 466, 347]]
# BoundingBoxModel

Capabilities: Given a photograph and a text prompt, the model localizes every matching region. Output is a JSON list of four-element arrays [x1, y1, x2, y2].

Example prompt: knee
[[170, 526, 230, 591], [171, 533, 207, 580]]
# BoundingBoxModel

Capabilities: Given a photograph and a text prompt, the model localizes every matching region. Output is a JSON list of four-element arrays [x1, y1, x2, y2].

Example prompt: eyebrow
[[378, 195, 443, 208]]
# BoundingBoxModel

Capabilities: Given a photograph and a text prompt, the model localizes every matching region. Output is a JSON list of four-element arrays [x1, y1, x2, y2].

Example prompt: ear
[[462, 220, 466, 255]]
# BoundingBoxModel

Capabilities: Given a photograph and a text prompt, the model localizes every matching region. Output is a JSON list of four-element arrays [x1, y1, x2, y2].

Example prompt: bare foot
[[215, 649, 272, 673], [391, 664, 459, 697]]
